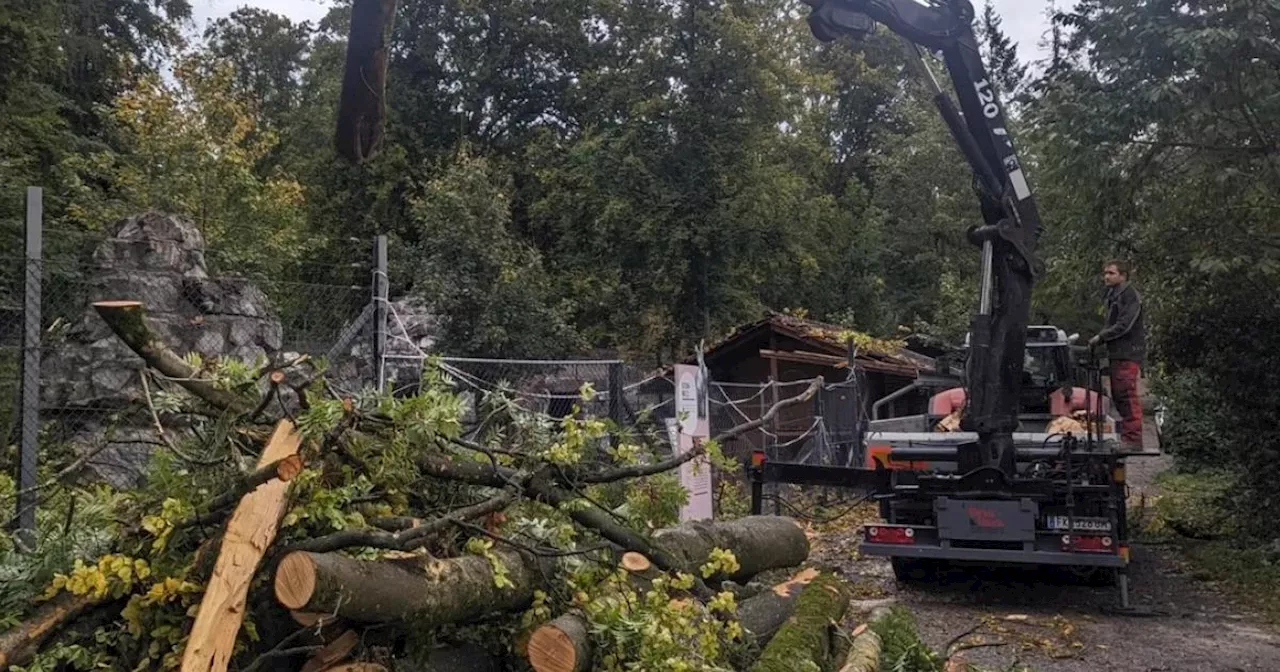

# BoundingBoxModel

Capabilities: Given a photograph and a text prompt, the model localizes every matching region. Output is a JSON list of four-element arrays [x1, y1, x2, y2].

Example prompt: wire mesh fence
[[1, 206, 377, 545], [3, 201, 866, 545]]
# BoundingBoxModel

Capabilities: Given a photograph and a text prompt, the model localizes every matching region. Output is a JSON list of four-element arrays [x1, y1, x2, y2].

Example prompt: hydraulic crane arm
[[805, 0, 1044, 477]]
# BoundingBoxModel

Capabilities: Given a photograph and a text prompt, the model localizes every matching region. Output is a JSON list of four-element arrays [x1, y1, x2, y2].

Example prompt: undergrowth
[[1131, 471, 1280, 626]]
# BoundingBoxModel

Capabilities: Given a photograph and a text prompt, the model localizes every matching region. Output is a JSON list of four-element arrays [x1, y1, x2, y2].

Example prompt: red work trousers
[[1110, 360, 1143, 446]]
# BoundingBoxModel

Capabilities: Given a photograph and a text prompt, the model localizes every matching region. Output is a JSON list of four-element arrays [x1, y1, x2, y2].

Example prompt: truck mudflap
[[858, 523, 1128, 568]]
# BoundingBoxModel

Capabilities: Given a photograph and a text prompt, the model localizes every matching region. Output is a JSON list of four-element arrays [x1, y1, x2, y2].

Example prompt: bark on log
[[748, 572, 850, 672], [0, 592, 103, 669], [325, 665, 386, 672], [835, 606, 892, 672], [652, 516, 809, 582], [180, 420, 302, 672], [273, 547, 541, 625], [92, 301, 253, 413], [526, 614, 592, 672], [736, 568, 819, 646]]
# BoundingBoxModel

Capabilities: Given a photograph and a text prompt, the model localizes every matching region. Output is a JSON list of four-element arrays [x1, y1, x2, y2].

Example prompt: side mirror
[[1067, 333, 1080, 344]]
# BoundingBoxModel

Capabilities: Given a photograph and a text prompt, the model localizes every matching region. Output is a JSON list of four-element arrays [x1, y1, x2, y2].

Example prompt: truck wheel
[[892, 557, 934, 582]]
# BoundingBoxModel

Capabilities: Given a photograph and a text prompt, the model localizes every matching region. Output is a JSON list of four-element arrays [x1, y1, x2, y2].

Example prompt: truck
[[745, 0, 1156, 608]]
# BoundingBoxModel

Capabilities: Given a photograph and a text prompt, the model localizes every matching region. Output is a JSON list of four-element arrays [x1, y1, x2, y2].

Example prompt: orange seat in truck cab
[[928, 387, 1106, 418]]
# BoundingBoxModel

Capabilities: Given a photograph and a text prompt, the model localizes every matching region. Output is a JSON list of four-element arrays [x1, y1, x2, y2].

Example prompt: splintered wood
[[179, 419, 303, 672]]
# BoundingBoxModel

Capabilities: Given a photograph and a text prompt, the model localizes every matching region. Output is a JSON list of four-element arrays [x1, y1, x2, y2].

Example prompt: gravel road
[[809, 417, 1280, 671]]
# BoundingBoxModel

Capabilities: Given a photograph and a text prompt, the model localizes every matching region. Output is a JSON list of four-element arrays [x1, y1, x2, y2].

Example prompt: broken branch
[[93, 301, 252, 413]]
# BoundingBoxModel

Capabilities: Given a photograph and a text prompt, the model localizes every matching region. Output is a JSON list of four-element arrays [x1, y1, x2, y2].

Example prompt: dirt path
[[810, 418, 1280, 671]]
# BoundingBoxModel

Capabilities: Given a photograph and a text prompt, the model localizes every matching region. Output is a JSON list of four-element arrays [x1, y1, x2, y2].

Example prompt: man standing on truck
[[1090, 260, 1146, 452]]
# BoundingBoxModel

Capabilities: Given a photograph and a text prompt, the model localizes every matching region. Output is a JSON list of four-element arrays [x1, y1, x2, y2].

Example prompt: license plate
[[1045, 516, 1112, 532]]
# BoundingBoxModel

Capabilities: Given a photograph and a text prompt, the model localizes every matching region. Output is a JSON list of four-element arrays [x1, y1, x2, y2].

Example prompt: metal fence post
[[372, 235, 388, 392], [16, 186, 42, 550], [608, 362, 622, 425]]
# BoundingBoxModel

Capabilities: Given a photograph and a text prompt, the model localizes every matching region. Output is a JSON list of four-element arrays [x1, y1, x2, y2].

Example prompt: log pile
[[0, 300, 847, 671]]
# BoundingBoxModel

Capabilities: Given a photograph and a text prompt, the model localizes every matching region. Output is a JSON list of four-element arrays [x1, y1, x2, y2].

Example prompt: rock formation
[[39, 212, 283, 486]]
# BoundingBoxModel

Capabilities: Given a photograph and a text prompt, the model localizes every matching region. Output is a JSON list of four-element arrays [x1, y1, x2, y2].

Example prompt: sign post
[[673, 363, 712, 522]]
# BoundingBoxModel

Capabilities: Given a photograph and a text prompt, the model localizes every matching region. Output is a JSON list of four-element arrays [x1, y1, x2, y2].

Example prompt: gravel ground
[[808, 416, 1280, 671]]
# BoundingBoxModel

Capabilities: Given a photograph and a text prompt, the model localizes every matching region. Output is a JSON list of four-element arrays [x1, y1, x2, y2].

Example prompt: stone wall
[[39, 212, 284, 485]]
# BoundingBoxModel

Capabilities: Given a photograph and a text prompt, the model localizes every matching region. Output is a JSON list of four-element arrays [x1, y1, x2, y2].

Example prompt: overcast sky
[[188, 0, 1055, 69]]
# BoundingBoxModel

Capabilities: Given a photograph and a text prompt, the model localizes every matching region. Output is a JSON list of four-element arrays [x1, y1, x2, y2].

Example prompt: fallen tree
[[748, 572, 850, 672], [1, 300, 831, 672]]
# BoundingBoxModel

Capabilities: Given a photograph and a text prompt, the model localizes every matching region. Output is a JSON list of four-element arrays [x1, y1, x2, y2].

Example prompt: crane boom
[[806, 0, 1043, 479]]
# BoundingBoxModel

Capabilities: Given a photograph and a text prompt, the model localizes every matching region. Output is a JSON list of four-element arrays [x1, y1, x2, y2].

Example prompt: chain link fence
[[1, 201, 376, 546], [4, 195, 867, 545]]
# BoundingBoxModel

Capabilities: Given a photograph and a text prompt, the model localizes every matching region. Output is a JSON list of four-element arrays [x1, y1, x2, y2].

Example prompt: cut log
[[180, 419, 302, 672], [324, 665, 386, 672], [837, 629, 882, 672], [526, 614, 592, 672], [736, 567, 819, 647], [836, 605, 893, 672], [652, 516, 809, 582], [274, 547, 541, 625], [748, 572, 850, 672], [92, 301, 252, 413], [619, 552, 651, 573], [0, 592, 102, 669], [300, 629, 359, 672]]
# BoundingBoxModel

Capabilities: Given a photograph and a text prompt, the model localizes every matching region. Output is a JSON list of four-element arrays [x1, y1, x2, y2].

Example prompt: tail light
[[1062, 534, 1114, 553], [866, 525, 915, 544]]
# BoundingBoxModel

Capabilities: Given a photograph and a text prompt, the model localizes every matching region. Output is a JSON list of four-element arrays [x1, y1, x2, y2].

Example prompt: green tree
[[398, 148, 585, 358], [1027, 0, 1280, 533], [975, 0, 1027, 102], [62, 54, 313, 275], [203, 7, 314, 130]]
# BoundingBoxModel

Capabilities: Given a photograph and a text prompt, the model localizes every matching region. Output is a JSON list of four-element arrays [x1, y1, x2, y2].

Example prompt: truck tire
[[891, 557, 935, 582]]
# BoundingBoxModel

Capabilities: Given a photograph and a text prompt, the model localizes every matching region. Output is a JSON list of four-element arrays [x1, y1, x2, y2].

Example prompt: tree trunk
[[652, 516, 809, 582], [748, 572, 849, 672], [273, 548, 541, 626], [736, 567, 819, 646]]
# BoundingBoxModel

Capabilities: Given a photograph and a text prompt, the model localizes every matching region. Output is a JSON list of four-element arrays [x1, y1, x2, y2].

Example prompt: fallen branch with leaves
[[0, 300, 837, 672]]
